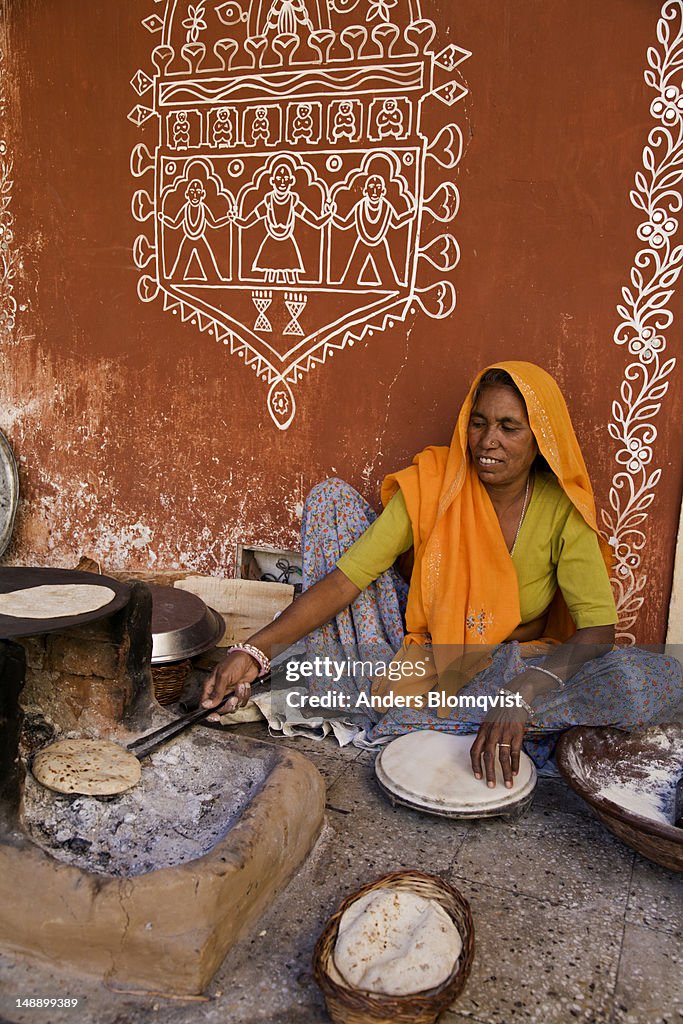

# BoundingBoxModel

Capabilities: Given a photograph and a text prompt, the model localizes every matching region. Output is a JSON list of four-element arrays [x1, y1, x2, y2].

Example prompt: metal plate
[[375, 773, 536, 821], [0, 430, 19, 558], [0, 567, 130, 639]]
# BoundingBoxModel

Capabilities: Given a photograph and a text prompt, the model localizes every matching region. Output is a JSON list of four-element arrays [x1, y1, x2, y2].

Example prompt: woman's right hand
[[201, 650, 261, 719], [198, 568, 361, 720]]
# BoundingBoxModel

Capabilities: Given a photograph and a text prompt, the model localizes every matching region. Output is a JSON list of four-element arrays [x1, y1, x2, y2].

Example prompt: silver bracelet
[[529, 665, 565, 689], [230, 643, 271, 678], [501, 688, 535, 719]]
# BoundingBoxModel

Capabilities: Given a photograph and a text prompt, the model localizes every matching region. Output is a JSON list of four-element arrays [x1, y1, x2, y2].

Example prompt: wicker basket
[[556, 725, 683, 873], [313, 870, 475, 1024], [152, 660, 193, 705]]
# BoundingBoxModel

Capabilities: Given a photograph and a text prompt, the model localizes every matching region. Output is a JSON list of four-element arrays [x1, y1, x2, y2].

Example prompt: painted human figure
[[231, 160, 333, 284], [160, 179, 230, 280], [376, 98, 404, 139], [212, 108, 233, 148], [251, 106, 271, 146], [172, 110, 191, 149], [332, 173, 415, 288], [291, 103, 314, 144], [332, 101, 356, 143]]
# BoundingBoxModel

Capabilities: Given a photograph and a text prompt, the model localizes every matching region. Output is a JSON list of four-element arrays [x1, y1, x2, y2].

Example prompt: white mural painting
[[604, 0, 682, 642], [0, 43, 16, 347], [129, 0, 470, 428]]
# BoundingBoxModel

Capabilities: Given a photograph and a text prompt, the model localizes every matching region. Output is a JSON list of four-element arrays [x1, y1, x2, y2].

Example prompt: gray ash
[[21, 730, 275, 876], [19, 712, 56, 759]]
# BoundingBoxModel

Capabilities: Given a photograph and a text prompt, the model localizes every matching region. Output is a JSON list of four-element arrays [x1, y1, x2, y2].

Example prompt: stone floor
[[0, 719, 681, 1024]]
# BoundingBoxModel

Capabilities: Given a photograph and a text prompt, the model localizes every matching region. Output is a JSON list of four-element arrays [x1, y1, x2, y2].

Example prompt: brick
[[47, 636, 121, 678], [15, 637, 48, 671], [89, 677, 129, 723], [60, 674, 93, 719]]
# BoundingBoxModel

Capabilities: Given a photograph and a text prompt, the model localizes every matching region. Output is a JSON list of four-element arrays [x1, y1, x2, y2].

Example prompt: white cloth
[[251, 687, 362, 747]]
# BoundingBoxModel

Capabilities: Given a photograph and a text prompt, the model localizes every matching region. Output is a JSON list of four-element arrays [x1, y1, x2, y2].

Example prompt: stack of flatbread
[[333, 888, 462, 996]]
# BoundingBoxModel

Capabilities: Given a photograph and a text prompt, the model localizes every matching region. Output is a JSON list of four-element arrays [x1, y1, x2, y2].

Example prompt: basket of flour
[[557, 724, 683, 872], [313, 870, 474, 1024]]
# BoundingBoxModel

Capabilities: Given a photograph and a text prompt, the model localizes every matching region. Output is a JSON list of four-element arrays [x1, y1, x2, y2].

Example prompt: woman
[[202, 362, 682, 786]]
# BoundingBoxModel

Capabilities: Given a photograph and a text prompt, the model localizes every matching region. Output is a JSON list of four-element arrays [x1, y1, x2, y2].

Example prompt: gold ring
[[498, 743, 512, 747]]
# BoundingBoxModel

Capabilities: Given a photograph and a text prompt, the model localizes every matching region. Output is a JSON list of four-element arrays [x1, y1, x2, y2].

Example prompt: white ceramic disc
[[375, 731, 536, 815]]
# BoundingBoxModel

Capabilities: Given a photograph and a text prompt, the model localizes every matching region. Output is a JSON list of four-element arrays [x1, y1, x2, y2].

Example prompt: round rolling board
[[0, 567, 130, 639], [375, 731, 537, 820]]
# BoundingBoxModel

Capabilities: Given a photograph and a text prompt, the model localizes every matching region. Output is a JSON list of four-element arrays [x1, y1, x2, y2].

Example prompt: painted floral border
[[603, 0, 683, 642], [0, 38, 17, 345]]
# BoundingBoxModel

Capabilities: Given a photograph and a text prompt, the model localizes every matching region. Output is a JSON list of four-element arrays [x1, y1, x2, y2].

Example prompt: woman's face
[[468, 385, 538, 487]]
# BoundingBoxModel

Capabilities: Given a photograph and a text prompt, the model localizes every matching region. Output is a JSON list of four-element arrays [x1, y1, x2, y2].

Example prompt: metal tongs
[[126, 674, 270, 761]]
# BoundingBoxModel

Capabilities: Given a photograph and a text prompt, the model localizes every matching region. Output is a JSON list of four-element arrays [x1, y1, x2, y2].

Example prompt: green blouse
[[337, 472, 617, 629]]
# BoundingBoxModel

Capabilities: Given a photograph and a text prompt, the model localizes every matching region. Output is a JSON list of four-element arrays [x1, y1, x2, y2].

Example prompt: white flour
[[596, 782, 672, 824], [594, 728, 682, 826]]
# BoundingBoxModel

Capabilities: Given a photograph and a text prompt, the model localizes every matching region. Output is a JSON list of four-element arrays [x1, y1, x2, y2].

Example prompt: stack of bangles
[[230, 643, 271, 678], [501, 665, 565, 722], [530, 665, 566, 688], [501, 689, 535, 719]]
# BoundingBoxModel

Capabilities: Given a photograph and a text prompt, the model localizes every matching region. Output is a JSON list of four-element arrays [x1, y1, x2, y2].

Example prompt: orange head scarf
[[380, 361, 611, 660]]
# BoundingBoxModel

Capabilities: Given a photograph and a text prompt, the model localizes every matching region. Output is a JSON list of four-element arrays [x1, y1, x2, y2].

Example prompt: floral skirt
[[300, 479, 683, 765]]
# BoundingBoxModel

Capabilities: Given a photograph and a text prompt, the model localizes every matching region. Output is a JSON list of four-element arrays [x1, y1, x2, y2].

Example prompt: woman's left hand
[[469, 706, 529, 789]]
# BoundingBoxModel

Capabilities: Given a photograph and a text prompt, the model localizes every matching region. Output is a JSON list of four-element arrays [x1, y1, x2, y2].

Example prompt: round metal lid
[[147, 584, 225, 664]]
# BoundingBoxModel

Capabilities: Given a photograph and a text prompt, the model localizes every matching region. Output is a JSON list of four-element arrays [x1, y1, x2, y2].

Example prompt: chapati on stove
[[0, 583, 116, 619], [32, 738, 141, 796]]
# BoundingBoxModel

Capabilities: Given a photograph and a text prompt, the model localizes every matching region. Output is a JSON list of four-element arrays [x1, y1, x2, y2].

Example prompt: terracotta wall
[[0, 0, 680, 644]]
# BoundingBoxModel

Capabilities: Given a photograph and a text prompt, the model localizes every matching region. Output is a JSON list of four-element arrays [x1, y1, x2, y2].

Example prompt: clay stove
[[0, 581, 325, 994]]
